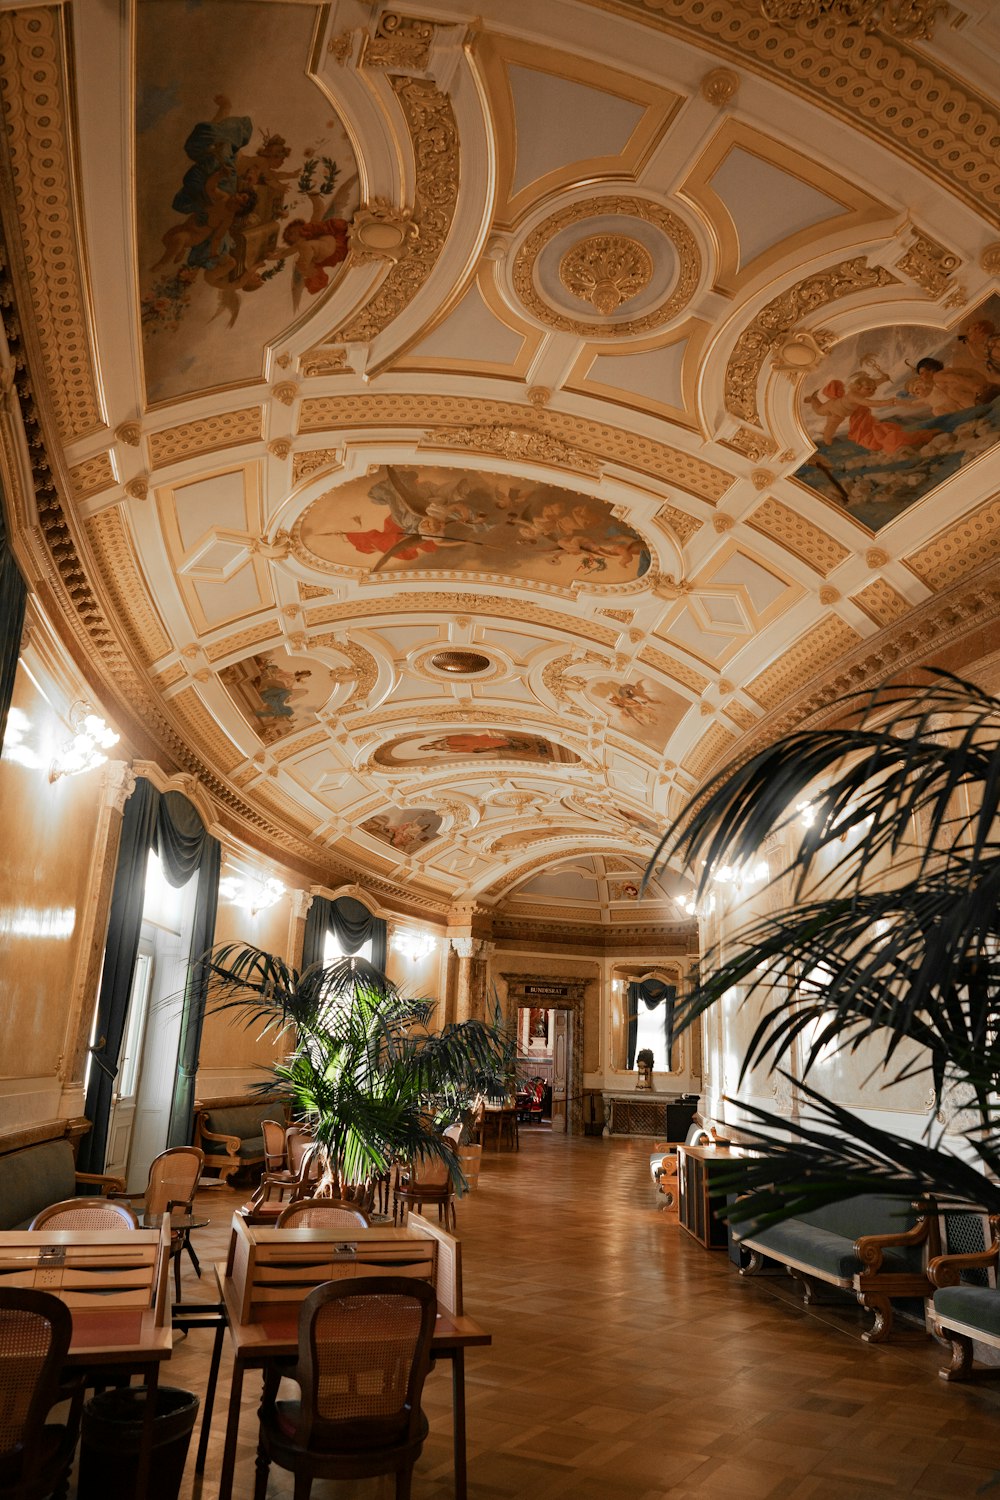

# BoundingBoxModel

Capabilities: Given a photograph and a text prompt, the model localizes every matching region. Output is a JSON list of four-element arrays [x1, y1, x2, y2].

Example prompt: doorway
[[502, 975, 587, 1135]]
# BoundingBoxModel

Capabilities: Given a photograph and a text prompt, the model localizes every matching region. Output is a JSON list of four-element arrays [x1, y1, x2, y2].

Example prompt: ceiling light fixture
[[49, 703, 119, 782], [219, 873, 286, 916]]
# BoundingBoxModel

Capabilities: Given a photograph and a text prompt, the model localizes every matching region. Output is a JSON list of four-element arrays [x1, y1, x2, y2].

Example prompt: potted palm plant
[[201, 948, 509, 1205], [652, 670, 1000, 1227]]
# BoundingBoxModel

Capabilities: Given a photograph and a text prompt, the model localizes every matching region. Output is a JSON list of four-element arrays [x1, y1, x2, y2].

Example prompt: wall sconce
[[392, 928, 437, 963], [49, 703, 119, 782], [219, 873, 285, 916]]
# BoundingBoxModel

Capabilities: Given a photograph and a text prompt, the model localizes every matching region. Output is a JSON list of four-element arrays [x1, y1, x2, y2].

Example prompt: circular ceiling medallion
[[559, 234, 653, 317], [429, 649, 492, 675], [511, 195, 701, 339]]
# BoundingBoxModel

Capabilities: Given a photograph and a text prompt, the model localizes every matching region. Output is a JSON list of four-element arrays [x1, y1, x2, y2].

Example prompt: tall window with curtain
[[79, 781, 221, 1172], [0, 482, 27, 751], [625, 977, 677, 1071], [302, 893, 387, 973]]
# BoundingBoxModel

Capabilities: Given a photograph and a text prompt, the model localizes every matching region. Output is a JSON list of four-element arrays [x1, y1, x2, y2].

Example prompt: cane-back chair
[[29, 1198, 138, 1232], [0, 1288, 84, 1500], [392, 1141, 458, 1231], [243, 1128, 319, 1225], [253, 1277, 437, 1500], [110, 1146, 204, 1297], [275, 1197, 370, 1231]]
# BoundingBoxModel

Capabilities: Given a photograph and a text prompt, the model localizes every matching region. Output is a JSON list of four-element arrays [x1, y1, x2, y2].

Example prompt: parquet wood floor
[[162, 1130, 1000, 1498]]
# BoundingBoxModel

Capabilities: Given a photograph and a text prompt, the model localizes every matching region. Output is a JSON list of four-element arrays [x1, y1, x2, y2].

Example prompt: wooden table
[[65, 1304, 173, 1490], [214, 1264, 490, 1500], [481, 1105, 518, 1152]]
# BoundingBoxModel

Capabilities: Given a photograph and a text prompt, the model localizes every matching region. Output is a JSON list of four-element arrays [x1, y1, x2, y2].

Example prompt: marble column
[[287, 889, 314, 969], [450, 937, 476, 1023]]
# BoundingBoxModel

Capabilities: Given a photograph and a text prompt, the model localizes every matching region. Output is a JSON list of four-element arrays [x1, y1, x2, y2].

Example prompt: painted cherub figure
[[267, 191, 350, 295], [805, 371, 936, 455]]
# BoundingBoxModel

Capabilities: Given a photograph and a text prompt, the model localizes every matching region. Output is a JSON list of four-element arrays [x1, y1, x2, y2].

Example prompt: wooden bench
[[192, 1095, 287, 1183], [739, 1194, 938, 1343]]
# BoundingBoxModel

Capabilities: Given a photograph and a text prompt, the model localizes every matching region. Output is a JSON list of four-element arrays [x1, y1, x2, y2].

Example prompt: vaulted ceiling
[[3, 0, 999, 926]]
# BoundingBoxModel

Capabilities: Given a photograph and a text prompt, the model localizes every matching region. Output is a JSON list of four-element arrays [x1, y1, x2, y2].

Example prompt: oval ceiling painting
[[137, 0, 360, 403], [373, 730, 580, 769], [793, 295, 1000, 530], [294, 465, 652, 586], [359, 808, 443, 854]]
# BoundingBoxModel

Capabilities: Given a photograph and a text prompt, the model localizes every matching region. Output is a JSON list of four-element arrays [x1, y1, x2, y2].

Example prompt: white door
[[551, 1009, 569, 1133], [104, 940, 154, 1183]]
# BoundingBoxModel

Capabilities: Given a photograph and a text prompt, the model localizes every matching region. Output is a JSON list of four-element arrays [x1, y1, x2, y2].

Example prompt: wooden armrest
[[75, 1170, 126, 1194], [854, 1211, 931, 1272], [197, 1128, 241, 1157], [928, 1220, 1000, 1288]]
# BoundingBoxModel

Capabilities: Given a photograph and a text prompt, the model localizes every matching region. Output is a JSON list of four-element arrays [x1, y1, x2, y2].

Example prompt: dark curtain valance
[[626, 978, 677, 1070], [302, 894, 387, 974], [0, 486, 27, 750], [79, 779, 220, 1171]]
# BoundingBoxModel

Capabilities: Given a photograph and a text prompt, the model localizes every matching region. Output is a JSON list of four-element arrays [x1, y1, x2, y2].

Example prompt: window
[[323, 929, 372, 964], [633, 1001, 670, 1072]]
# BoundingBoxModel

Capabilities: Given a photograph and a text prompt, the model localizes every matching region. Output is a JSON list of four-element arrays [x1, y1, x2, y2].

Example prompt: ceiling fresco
[[5, 0, 1000, 925], [137, 0, 360, 403], [294, 465, 651, 585]]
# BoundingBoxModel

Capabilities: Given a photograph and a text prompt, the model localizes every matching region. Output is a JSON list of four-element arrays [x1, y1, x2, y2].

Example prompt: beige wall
[[0, 667, 105, 1129]]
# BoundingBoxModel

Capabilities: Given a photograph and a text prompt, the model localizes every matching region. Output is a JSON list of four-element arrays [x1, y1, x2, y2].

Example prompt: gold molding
[[0, 8, 105, 443], [559, 233, 653, 316], [905, 494, 1000, 591], [564, 318, 709, 431], [746, 496, 851, 576], [68, 452, 116, 501], [419, 422, 603, 477], [601, 0, 1000, 226], [725, 256, 899, 426], [746, 615, 864, 709], [851, 577, 912, 626], [679, 120, 893, 299], [303, 592, 621, 649], [332, 76, 459, 344], [148, 409, 263, 469], [512, 195, 701, 339], [297, 393, 733, 502]]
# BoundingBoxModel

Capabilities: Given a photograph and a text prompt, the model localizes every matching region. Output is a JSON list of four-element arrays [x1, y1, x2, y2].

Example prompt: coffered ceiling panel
[[4, 0, 1000, 925]]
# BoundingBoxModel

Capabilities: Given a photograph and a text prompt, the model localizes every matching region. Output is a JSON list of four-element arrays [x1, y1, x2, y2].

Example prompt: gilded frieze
[[0, 10, 104, 442], [303, 593, 621, 648], [68, 453, 116, 501], [420, 424, 603, 477], [681, 723, 737, 781], [638, 645, 709, 695], [84, 510, 172, 663], [332, 77, 459, 344], [746, 496, 851, 576], [905, 494, 1000, 591], [850, 578, 912, 627], [746, 616, 864, 709], [147, 408, 263, 468], [654, 503, 703, 547], [298, 394, 733, 501], [613, 0, 1000, 222], [204, 622, 279, 663], [725, 257, 899, 426], [895, 230, 962, 299]]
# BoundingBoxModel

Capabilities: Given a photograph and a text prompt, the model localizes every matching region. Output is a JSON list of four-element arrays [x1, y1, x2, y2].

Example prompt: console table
[[677, 1143, 749, 1250], [601, 1093, 698, 1138]]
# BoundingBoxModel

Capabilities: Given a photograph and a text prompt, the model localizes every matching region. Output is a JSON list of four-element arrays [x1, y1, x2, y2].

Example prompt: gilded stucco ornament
[[362, 13, 435, 70], [895, 230, 962, 299], [115, 422, 141, 447], [770, 329, 835, 380], [751, 469, 774, 490], [700, 68, 740, 106], [349, 201, 419, 265], [273, 382, 299, 407], [420, 423, 603, 477], [759, 1, 946, 39], [267, 439, 292, 461], [980, 244, 1000, 276], [559, 235, 653, 317], [866, 548, 890, 569], [125, 477, 149, 500], [511, 196, 701, 338]]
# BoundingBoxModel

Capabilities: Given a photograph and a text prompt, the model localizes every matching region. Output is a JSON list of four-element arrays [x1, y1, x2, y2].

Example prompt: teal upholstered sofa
[[0, 1137, 124, 1229], [928, 1214, 1000, 1380], [193, 1095, 287, 1183], [738, 1194, 936, 1343]]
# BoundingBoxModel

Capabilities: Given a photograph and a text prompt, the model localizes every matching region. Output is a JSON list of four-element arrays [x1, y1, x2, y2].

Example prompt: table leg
[[136, 1361, 159, 1496], [451, 1347, 467, 1500], [218, 1357, 245, 1500], [197, 1315, 226, 1474], [185, 1231, 202, 1279]]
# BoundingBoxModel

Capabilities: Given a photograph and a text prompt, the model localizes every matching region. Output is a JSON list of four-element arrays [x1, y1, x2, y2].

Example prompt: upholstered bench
[[0, 1137, 123, 1229], [739, 1194, 935, 1343], [193, 1096, 286, 1183], [927, 1213, 1000, 1381]]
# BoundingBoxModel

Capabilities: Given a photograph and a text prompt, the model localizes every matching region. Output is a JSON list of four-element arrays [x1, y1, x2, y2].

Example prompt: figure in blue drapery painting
[[794, 297, 1000, 530]]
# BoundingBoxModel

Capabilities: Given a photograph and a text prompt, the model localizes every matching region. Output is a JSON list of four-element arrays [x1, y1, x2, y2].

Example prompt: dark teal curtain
[[80, 780, 221, 1170], [302, 894, 387, 972], [626, 978, 676, 1069], [0, 487, 27, 750]]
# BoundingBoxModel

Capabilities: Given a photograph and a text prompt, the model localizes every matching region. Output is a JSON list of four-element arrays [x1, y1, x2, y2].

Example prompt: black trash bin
[[78, 1385, 199, 1500]]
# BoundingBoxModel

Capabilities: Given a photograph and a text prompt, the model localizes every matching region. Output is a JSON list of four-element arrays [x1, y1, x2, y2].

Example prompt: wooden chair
[[112, 1145, 204, 1297], [29, 1197, 138, 1231], [261, 1120, 287, 1174], [0, 1288, 84, 1500], [253, 1277, 437, 1500], [276, 1197, 370, 1230], [393, 1142, 457, 1232], [243, 1129, 319, 1225]]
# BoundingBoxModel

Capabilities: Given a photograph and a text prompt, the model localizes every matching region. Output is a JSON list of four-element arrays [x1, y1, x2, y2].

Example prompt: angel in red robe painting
[[805, 371, 937, 454]]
